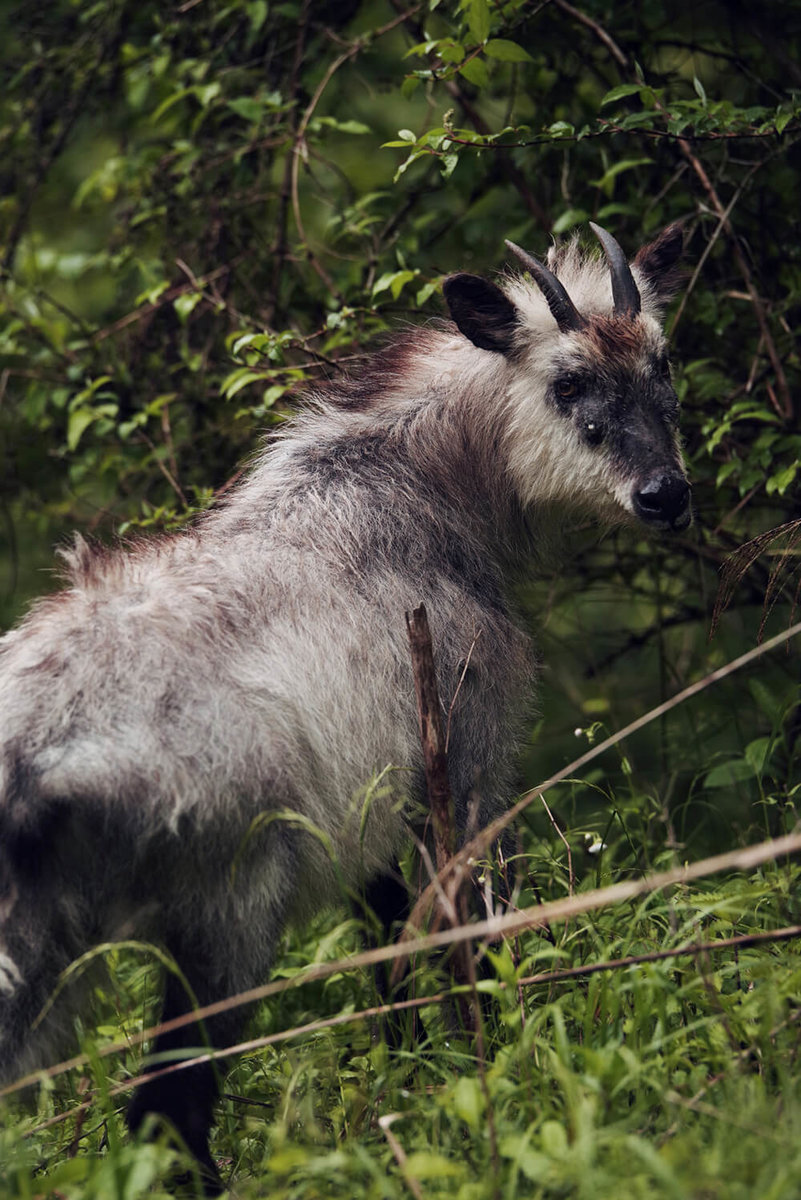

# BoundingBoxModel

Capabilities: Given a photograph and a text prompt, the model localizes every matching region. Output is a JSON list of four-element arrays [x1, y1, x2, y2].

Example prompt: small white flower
[[587, 840, 607, 855]]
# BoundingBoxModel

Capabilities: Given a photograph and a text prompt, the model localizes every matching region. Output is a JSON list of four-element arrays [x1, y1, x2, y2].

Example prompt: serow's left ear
[[632, 223, 685, 303], [443, 273, 519, 355]]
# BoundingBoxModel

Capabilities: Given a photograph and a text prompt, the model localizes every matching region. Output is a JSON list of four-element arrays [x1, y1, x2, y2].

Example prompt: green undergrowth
[[3, 824, 801, 1200]]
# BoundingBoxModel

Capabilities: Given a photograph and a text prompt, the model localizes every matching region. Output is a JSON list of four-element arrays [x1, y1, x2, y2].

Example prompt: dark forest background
[[2, 2, 801, 1196]]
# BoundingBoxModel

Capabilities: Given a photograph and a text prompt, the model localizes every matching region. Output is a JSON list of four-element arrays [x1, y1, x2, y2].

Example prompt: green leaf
[[439, 40, 465, 64], [499, 1134, 550, 1183], [66, 403, 117, 451], [459, 57, 488, 88], [552, 207, 588, 233], [316, 116, 371, 135], [547, 120, 575, 138], [591, 157, 653, 196], [540, 1119, 568, 1155], [744, 737, 771, 774], [247, 0, 268, 32], [468, 0, 490, 45], [221, 367, 270, 400], [67, 407, 97, 452], [451, 1076, 485, 1128], [485, 38, 532, 62], [150, 86, 196, 124], [69, 376, 113, 407], [228, 96, 266, 122], [262, 385, 285, 408], [775, 106, 794, 134], [600, 83, 644, 106], [196, 81, 221, 108], [441, 152, 459, 178], [373, 269, 416, 300], [135, 280, 170, 307], [118, 413, 148, 439], [766, 460, 798, 495], [704, 759, 757, 788], [693, 75, 708, 105], [403, 1151, 464, 1179], [173, 292, 202, 324], [393, 149, 423, 182]]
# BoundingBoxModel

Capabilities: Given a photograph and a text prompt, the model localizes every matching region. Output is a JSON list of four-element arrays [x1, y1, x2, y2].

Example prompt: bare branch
[[406, 604, 455, 870]]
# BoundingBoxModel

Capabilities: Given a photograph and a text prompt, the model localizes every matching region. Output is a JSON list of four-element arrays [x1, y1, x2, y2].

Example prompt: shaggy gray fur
[[0, 224, 689, 1191]]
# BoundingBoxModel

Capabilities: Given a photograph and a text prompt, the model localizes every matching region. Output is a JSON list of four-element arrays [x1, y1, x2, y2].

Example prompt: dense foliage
[[1, 1, 800, 1196]]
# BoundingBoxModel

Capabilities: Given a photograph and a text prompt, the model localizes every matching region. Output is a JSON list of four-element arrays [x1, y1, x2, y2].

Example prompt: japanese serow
[[0, 224, 690, 1191]]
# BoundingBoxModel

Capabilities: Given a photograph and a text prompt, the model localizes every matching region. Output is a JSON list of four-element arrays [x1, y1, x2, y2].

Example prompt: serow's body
[[0, 225, 690, 1191]]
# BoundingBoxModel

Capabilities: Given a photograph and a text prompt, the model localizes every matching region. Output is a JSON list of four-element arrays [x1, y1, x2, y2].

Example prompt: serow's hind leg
[[127, 843, 299, 1194], [126, 965, 240, 1196], [358, 865, 413, 1046]]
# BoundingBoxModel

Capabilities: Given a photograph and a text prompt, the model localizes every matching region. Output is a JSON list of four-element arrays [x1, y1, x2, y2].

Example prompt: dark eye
[[658, 354, 672, 379], [555, 376, 578, 400]]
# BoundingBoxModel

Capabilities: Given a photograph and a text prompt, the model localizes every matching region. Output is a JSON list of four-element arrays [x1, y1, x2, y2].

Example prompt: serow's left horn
[[589, 222, 641, 319]]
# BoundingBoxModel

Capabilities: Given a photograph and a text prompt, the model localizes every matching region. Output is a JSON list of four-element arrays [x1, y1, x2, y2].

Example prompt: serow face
[[444, 223, 692, 533], [549, 351, 691, 533]]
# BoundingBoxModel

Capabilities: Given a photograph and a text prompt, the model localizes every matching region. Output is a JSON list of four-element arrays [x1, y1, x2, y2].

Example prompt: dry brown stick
[[405, 604, 455, 869], [405, 605, 478, 1031], [379, 1115, 425, 1200]]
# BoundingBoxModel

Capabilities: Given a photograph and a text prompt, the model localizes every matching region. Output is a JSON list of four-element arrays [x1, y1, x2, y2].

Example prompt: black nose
[[633, 474, 691, 530]]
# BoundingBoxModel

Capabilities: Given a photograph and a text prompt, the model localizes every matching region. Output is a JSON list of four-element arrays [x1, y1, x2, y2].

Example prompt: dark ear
[[443, 273, 519, 354], [633, 223, 685, 302]]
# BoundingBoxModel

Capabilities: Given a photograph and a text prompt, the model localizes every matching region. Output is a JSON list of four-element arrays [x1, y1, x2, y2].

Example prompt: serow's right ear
[[632, 223, 685, 303], [443, 273, 519, 355]]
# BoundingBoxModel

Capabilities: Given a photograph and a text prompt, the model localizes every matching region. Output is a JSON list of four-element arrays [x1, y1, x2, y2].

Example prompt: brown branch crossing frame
[[405, 604, 455, 870]]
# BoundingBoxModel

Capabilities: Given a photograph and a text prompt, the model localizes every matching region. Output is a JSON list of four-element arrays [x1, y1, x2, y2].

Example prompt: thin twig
[[91, 265, 235, 343], [668, 159, 764, 335], [444, 629, 480, 753], [540, 793, 574, 895], [552, 0, 628, 68], [137, 434, 188, 508], [289, 5, 422, 296], [672, 138, 793, 417], [379, 1115, 425, 1200]]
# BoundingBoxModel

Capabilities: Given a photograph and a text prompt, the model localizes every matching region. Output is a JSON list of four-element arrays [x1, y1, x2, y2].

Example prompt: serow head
[[443, 222, 692, 534]]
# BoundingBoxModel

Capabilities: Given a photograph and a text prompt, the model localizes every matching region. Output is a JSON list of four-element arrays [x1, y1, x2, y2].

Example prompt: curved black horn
[[589, 222, 641, 318], [504, 239, 586, 333]]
